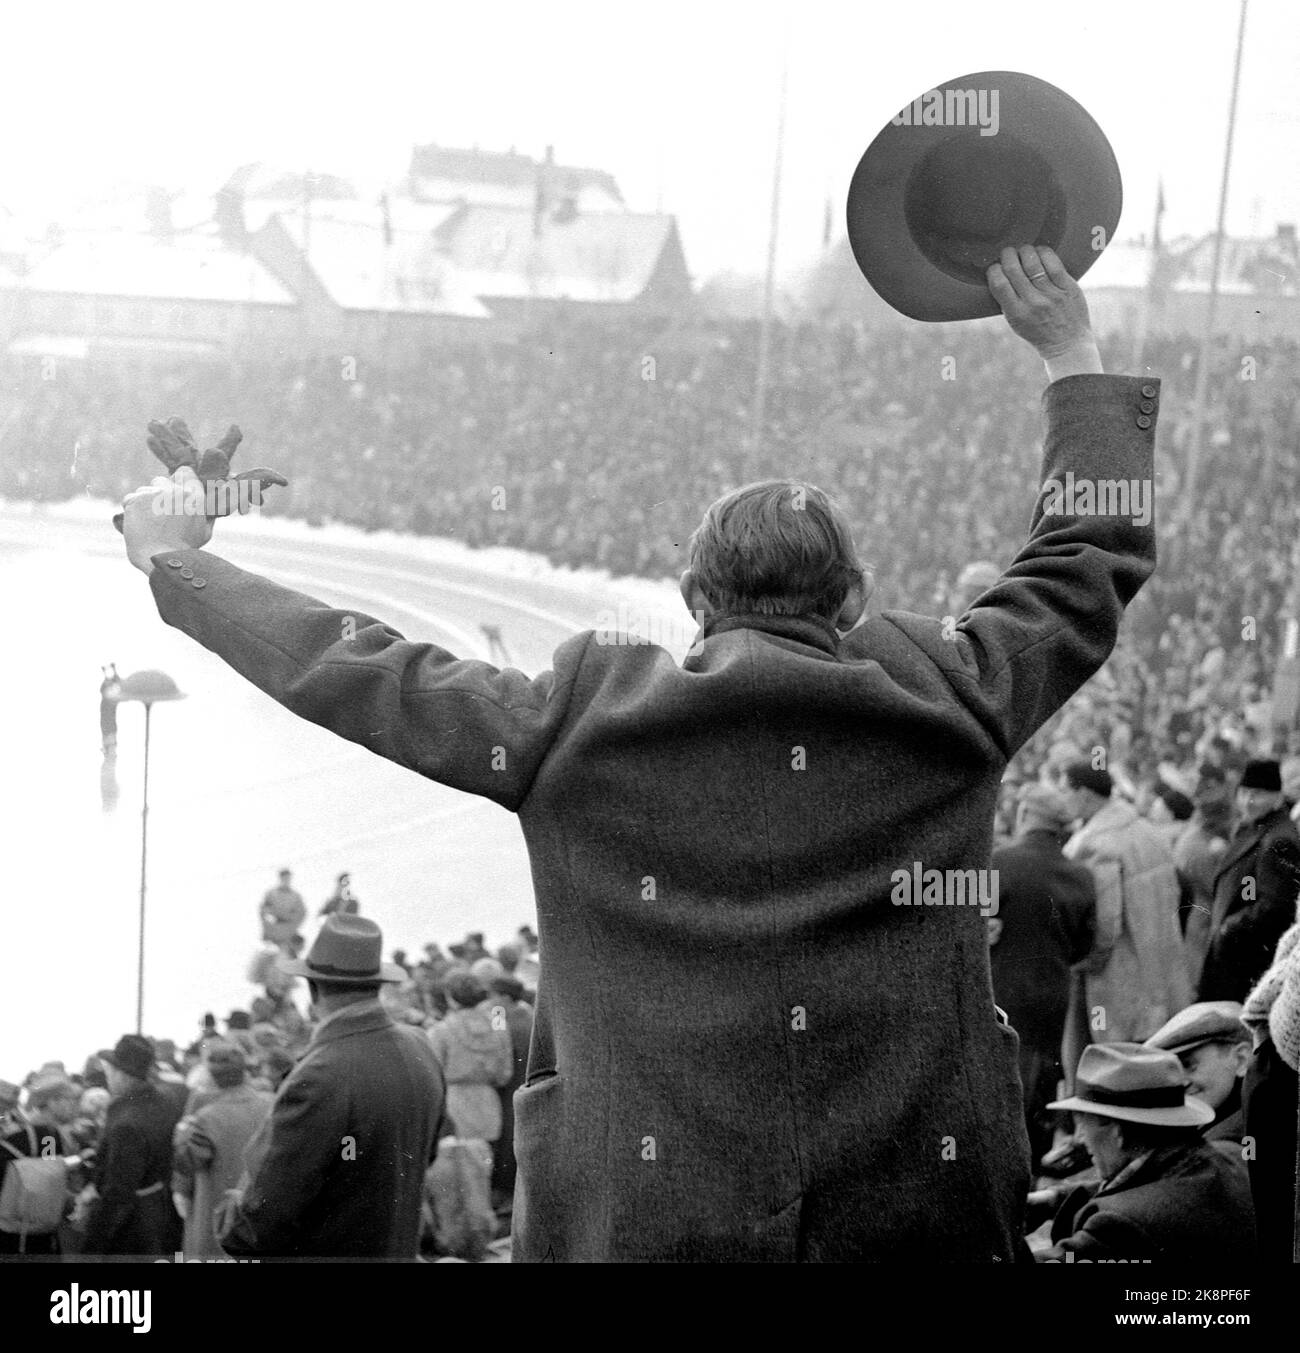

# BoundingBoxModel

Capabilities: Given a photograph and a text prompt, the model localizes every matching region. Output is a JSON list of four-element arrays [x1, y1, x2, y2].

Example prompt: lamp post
[[112, 670, 186, 1033]]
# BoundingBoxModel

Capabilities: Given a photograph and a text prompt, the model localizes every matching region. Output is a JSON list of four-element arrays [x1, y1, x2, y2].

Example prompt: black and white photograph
[[1, 0, 1296, 1323]]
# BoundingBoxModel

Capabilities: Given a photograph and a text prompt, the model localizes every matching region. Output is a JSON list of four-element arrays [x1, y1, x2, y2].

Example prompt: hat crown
[[1075, 1042, 1187, 1104], [106, 1033, 155, 1079], [302, 914, 386, 981]]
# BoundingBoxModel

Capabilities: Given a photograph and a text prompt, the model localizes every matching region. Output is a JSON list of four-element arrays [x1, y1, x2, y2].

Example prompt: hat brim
[[847, 70, 1122, 321], [279, 958, 405, 985], [1045, 1093, 1214, 1128]]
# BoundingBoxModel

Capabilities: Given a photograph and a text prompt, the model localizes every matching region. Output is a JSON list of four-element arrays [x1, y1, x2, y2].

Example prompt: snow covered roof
[[271, 204, 490, 317], [17, 229, 295, 305], [432, 204, 679, 302]]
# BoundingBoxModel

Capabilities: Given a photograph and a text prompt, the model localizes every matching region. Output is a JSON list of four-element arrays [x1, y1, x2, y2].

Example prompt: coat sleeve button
[[180, 568, 195, 579], [1141, 384, 1157, 398], [1139, 400, 1155, 413], [1136, 415, 1153, 429], [191, 578, 207, 589], [167, 558, 183, 568]]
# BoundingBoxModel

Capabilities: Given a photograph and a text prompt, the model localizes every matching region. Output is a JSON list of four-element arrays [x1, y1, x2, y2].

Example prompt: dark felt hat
[[1240, 759, 1282, 792], [280, 914, 404, 986], [847, 70, 1122, 321]]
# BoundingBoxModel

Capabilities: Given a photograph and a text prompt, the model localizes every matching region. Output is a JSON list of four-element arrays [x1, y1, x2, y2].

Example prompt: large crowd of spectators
[[4, 314, 1300, 1262], [4, 316, 1297, 786], [0, 909, 538, 1262]]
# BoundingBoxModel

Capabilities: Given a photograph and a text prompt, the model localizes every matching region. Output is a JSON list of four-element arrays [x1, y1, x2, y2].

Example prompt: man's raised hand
[[120, 466, 214, 576], [987, 244, 1101, 378]]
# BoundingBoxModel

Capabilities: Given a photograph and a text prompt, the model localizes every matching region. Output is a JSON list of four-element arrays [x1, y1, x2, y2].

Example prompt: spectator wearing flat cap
[[1144, 1001, 1251, 1146], [172, 1041, 272, 1259], [1034, 1043, 1255, 1262], [1062, 762, 1192, 1043], [81, 1034, 183, 1257], [1, 1075, 79, 1255], [989, 783, 1097, 1168], [1199, 759, 1300, 1004], [215, 915, 447, 1259]]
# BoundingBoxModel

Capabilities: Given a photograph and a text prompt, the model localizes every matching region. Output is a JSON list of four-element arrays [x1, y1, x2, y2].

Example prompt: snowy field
[[0, 499, 686, 1077]]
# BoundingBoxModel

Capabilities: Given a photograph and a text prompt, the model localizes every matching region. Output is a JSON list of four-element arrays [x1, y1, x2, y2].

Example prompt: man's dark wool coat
[[990, 827, 1096, 1055], [1198, 807, 1300, 1002], [216, 1001, 446, 1258], [83, 1079, 183, 1256], [150, 374, 1158, 1262], [1043, 1138, 1256, 1262]]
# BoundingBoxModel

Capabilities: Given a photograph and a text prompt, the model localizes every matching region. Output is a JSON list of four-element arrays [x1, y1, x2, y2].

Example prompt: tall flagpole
[[136, 703, 152, 1034], [750, 41, 790, 462], [1131, 179, 1164, 373], [1183, 0, 1248, 514]]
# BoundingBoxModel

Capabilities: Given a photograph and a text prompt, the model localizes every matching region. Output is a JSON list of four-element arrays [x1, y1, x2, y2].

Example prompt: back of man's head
[[688, 480, 862, 620]]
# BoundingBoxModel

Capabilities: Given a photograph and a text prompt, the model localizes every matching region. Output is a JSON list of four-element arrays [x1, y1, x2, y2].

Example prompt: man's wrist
[[1042, 339, 1103, 382]]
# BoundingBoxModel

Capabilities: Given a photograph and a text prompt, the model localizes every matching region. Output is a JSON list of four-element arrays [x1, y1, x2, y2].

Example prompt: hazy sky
[[3, 0, 1297, 281]]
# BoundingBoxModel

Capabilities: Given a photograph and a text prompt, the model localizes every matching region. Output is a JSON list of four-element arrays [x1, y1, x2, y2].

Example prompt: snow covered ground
[[0, 499, 686, 1077]]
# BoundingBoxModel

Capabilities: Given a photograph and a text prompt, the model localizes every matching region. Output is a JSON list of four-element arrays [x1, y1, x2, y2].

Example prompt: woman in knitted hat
[[1241, 920, 1300, 1262], [171, 1040, 273, 1259]]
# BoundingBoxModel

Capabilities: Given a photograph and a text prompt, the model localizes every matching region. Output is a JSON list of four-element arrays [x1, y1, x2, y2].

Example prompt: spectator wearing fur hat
[[989, 783, 1097, 1168], [1199, 759, 1300, 1004], [1036, 1044, 1255, 1262], [172, 1041, 272, 1259], [1144, 1001, 1251, 1145], [1062, 762, 1192, 1043]]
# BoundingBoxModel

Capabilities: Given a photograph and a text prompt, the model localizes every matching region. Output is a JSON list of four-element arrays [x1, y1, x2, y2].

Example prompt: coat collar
[[1214, 807, 1286, 876], [697, 611, 842, 656], [309, 998, 392, 1047], [1094, 1139, 1201, 1197]]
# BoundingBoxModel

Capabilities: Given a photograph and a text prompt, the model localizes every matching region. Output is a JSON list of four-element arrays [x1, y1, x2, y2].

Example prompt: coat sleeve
[[878, 376, 1158, 760], [1044, 1207, 1160, 1263], [217, 1059, 347, 1257], [149, 551, 590, 811]]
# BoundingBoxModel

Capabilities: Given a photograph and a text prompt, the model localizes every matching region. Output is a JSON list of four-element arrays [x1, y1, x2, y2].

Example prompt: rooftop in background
[[1084, 223, 1300, 296], [17, 227, 295, 306], [408, 143, 624, 213], [269, 203, 491, 317], [431, 202, 686, 304]]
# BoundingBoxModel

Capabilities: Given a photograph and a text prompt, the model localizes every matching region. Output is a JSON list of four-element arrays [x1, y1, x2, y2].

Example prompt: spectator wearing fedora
[[989, 783, 1096, 1168], [172, 1041, 272, 1259], [1199, 759, 1300, 1004], [1144, 1001, 1251, 1146], [1062, 763, 1192, 1043], [81, 1034, 183, 1257], [215, 915, 447, 1259], [1035, 1044, 1255, 1262]]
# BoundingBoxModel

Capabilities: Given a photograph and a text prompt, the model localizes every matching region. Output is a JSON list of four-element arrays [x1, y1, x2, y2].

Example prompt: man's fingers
[[985, 262, 1020, 313], [1017, 245, 1057, 289], [998, 246, 1042, 303], [1037, 246, 1076, 291]]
